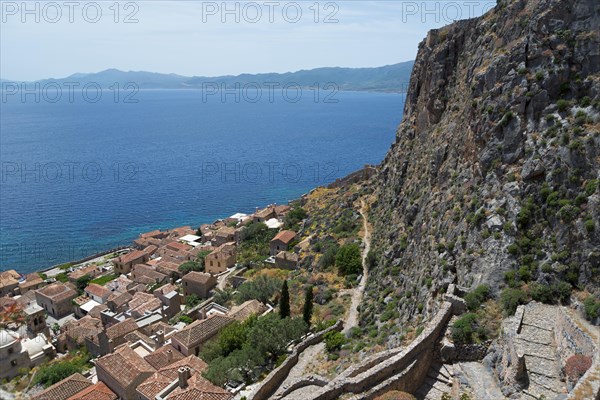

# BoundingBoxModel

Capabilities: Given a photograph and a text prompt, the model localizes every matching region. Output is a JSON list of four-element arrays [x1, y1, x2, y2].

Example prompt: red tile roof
[[167, 374, 232, 400], [96, 345, 155, 390], [66, 381, 117, 400], [167, 241, 193, 252], [115, 250, 147, 264], [143, 345, 185, 370], [36, 282, 78, 302], [105, 318, 138, 340], [172, 314, 234, 348], [137, 355, 208, 400], [31, 373, 92, 400], [85, 283, 110, 298], [271, 230, 296, 244], [182, 272, 214, 285]]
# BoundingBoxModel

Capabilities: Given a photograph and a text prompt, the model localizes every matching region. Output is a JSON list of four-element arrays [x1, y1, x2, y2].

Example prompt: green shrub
[[336, 243, 362, 276], [585, 219, 595, 233], [583, 296, 600, 319], [452, 313, 478, 344], [557, 99, 570, 112], [501, 288, 527, 315], [179, 316, 193, 324], [324, 331, 346, 352], [465, 285, 490, 311]]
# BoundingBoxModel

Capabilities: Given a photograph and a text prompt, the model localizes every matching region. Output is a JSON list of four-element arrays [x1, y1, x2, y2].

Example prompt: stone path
[[454, 362, 506, 400], [343, 199, 371, 334], [273, 200, 372, 398], [515, 303, 565, 399]]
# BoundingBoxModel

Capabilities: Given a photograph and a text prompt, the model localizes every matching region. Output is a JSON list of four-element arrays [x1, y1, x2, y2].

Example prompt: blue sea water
[[0, 89, 403, 273]]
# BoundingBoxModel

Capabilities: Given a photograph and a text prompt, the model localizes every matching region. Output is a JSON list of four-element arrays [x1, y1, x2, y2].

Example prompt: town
[[0, 202, 330, 400]]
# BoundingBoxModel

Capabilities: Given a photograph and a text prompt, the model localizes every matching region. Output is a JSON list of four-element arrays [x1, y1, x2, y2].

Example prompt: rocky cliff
[[363, 0, 600, 333]]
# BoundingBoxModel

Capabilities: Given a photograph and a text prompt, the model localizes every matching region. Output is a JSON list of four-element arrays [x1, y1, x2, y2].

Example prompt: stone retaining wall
[[302, 301, 453, 400], [248, 321, 343, 400]]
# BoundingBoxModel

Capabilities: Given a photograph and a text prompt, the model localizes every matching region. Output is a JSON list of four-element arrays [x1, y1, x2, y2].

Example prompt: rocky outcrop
[[363, 0, 600, 339]]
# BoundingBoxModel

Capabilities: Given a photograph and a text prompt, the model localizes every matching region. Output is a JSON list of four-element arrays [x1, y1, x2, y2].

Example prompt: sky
[[1, 1, 496, 81]]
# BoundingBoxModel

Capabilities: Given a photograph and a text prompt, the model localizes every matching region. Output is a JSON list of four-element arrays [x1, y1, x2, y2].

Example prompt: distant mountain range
[[1, 61, 414, 93]]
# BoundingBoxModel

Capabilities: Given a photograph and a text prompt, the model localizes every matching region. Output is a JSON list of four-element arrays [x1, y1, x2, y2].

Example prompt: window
[[11, 360, 17, 366]]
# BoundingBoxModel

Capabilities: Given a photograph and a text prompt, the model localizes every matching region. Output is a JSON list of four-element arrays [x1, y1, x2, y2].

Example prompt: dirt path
[[342, 199, 371, 334]]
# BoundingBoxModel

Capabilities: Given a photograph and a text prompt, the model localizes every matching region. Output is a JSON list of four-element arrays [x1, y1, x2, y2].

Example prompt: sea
[[0, 89, 404, 273]]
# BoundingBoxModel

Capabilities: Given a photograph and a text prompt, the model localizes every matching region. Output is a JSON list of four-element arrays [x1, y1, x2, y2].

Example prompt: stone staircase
[[415, 363, 455, 399], [514, 303, 566, 399]]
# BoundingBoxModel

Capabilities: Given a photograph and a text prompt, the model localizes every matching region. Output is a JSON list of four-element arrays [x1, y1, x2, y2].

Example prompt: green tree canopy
[[335, 243, 362, 276]]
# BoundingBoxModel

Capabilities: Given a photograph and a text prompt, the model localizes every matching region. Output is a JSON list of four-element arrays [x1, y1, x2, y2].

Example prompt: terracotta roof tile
[[106, 318, 138, 339], [182, 272, 213, 285], [36, 283, 78, 302], [143, 345, 185, 370], [172, 314, 234, 348], [115, 250, 147, 264], [66, 381, 117, 400], [96, 345, 155, 389], [228, 300, 267, 321], [271, 230, 296, 244], [31, 373, 92, 400], [84, 283, 110, 298]]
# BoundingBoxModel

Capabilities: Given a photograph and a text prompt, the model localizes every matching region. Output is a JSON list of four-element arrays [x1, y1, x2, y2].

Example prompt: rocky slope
[[362, 0, 600, 336]]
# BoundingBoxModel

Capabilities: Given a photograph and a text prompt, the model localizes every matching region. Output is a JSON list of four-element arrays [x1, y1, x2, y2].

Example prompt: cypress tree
[[303, 285, 314, 327], [280, 280, 290, 319]]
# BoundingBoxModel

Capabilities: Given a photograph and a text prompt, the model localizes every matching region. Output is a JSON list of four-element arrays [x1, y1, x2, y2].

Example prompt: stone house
[[270, 230, 296, 256], [96, 344, 156, 400], [112, 250, 149, 275], [136, 355, 208, 400], [212, 227, 236, 246], [170, 314, 234, 356], [67, 265, 102, 284], [274, 251, 299, 270], [19, 273, 44, 294], [97, 317, 139, 355], [182, 272, 217, 299], [84, 283, 111, 304], [205, 243, 237, 275], [35, 282, 78, 318], [0, 270, 21, 297], [0, 328, 55, 380]]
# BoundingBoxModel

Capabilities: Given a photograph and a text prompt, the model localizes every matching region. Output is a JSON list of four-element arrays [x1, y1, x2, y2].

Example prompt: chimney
[[166, 349, 173, 362], [178, 367, 191, 388], [156, 330, 164, 344]]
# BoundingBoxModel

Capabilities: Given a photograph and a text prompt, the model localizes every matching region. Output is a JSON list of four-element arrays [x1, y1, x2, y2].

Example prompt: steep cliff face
[[363, 0, 600, 332]]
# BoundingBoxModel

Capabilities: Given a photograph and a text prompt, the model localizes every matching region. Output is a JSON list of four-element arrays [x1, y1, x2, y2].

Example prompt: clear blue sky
[[1, 1, 495, 81]]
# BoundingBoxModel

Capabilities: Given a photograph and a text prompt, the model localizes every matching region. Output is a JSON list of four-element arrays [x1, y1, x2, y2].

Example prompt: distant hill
[[1, 62, 414, 93]]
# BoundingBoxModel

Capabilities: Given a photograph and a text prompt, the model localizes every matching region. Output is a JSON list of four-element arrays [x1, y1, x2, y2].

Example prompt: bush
[[284, 207, 307, 229], [178, 261, 203, 274], [324, 331, 346, 352], [501, 288, 527, 315], [565, 354, 592, 382], [185, 295, 200, 308], [234, 275, 282, 304], [179, 316, 192, 324], [583, 296, 600, 320], [464, 285, 490, 311], [336, 243, 362, 276], [557, 99, 570, 112], [452, 313, 478, 344], [34, 351, 90, 387], [584, 219, 595, 233], [319, 245, 339, 269]]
